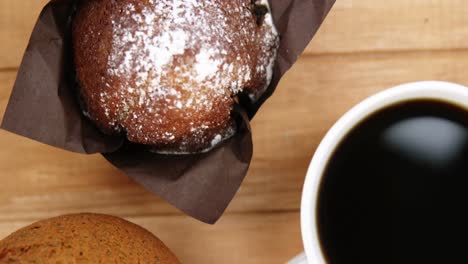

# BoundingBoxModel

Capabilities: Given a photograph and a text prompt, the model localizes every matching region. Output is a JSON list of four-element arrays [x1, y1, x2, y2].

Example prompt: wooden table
[[1, 1, 467, 263]]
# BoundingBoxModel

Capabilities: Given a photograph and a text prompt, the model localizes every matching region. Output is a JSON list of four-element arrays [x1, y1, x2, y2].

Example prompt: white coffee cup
[[291, 81, 468, 264]]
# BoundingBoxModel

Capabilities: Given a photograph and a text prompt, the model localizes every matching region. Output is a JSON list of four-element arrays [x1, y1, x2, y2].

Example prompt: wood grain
[[306, 0, 468, 54], [0, 0, 49, 70]]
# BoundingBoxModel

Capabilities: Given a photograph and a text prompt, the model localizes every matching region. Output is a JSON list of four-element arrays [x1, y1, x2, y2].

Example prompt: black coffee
[[317, 100, 468, 264]]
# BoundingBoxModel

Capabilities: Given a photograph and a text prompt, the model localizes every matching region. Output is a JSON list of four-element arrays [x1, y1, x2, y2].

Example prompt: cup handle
[[287, 253, 308, 264]]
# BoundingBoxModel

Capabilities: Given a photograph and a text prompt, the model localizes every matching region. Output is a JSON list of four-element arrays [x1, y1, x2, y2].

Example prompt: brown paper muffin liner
[[1, 0, 335, 224]]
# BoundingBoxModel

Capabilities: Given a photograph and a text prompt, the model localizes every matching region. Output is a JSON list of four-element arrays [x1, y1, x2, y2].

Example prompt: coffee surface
[[317, 100, 468, 263]]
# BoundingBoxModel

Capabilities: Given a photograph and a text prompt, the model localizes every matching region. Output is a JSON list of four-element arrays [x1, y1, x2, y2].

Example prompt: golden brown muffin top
[[0, 213, 180, 263]]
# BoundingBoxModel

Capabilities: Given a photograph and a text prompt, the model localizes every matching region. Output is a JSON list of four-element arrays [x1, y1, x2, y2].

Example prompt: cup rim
[[300, 81, 468, 263]]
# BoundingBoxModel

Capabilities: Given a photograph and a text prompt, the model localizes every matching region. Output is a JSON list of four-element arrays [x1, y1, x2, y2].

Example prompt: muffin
[[73, 0, 279, 154], [0, 213, 180, 263]]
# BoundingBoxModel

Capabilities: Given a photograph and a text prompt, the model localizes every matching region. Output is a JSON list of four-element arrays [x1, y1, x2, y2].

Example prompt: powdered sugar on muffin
[[73, 0, 279, 153]]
